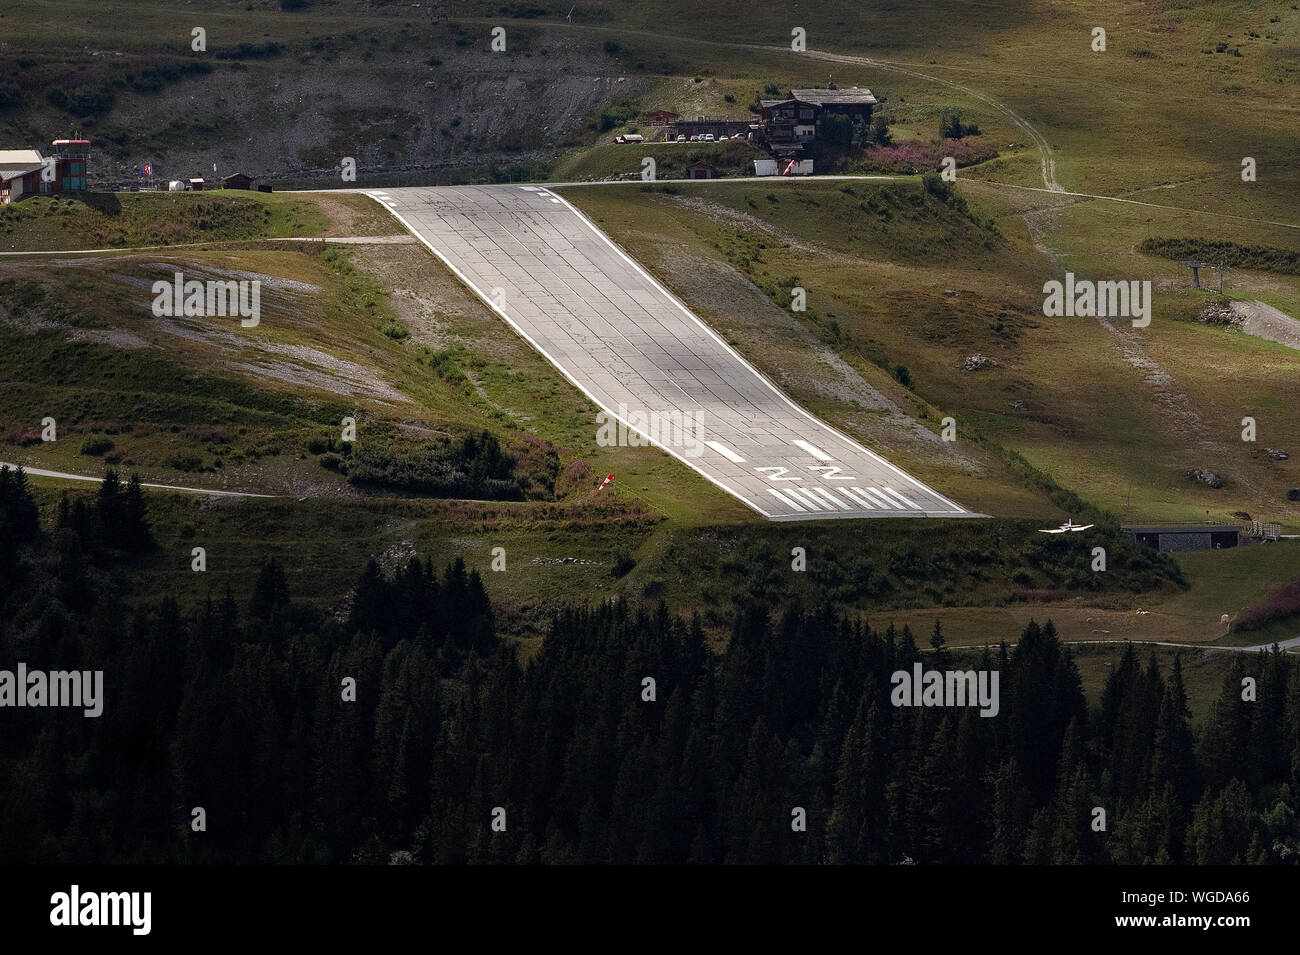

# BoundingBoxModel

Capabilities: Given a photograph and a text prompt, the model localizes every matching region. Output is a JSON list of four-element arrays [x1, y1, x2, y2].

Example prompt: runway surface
[[366, 184, 974, 521]]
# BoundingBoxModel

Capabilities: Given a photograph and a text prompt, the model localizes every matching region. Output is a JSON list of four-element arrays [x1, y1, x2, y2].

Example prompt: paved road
[[366, 184, 973, 521], [0, 462, 276, 498]]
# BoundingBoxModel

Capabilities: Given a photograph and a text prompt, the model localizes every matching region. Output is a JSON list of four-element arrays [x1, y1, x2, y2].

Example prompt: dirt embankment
[[31, 25, 640, 186]]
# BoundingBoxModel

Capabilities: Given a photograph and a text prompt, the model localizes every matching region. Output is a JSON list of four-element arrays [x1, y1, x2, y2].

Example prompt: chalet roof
[[760, 99, 798, 108], [790, 87, 877, 106]]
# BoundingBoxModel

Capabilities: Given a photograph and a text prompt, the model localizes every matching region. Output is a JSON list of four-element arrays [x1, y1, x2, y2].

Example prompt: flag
[[213, 162, 217, 173], [143, 163, 152, 176], [595, 473, 614, 493]]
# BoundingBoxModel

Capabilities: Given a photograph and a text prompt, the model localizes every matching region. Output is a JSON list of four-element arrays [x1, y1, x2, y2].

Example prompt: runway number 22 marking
[[757, 465, 857, 482], [808, 466, 853, 481]]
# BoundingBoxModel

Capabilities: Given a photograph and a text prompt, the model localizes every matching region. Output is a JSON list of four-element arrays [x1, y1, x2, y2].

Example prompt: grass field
[[0, 191, 324, 251], [562, 176, 1300, 526]]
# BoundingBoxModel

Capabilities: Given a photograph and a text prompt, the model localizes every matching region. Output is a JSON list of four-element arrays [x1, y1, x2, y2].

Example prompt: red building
[[48, 139, 90, 193]]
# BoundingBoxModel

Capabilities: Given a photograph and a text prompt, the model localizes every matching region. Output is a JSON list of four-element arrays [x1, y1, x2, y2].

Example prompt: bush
[[319, 453, 343, 471], [940, 110, 980, 139], [164, 453, 203, 472], [380, 320, 409, 340], [1139, 238, 1300, 277], [214, 42, 282, 60], [306, 436, 334, 455], [344, 431, 523, 500], [821, 113, 854, 147], [1288, 489, 1300, 501], [597, 106, 632, 132], [893, 365, 911, 387], [51, 83, 116, 117], [80, 436, 115, 456], [611, 550, 637, 577], [0, 82, 22, 110], [1237, 575, 1300, 630], [423, 348, 465, 383]]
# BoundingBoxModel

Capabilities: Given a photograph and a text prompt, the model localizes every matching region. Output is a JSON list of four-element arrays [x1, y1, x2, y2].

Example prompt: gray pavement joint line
[[365, 191, 779, 520], [545, 187, 971, 515]]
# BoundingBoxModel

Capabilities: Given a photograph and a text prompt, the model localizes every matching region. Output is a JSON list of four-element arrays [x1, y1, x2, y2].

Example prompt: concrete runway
[[366, 184, 974, 521]]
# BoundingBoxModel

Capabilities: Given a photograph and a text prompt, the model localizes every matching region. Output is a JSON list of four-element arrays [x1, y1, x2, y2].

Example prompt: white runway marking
[[792, 439, 833, 461], [708, 441, 746, 463], [768, 488, 806, 511]]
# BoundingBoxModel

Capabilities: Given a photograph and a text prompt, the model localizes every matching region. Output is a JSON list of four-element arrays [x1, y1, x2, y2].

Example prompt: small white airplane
[[1038, 518, 1094, 534]]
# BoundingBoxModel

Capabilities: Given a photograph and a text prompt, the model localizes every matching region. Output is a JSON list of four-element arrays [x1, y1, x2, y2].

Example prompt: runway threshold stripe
[[767, 488, 806, 512], [840, 487, 876, 508], [882, 487, 921, 509], [857, 488, 896, 509], [811, 487, 851, 510], [786, 487, 824, 510], [852, 488, 894, 511]]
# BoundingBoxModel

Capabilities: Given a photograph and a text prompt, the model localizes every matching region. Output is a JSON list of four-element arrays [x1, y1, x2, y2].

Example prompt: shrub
[[821, 113, 854, 146], [1237, 575, 1300, 630], [380, 320, 409, 340], [940, 110, 980, 139], [0, 82, 22, 110], [80, 436, 115, 456], [424, 348, 465, 383], [344, 431, 523, 500], [611, 550, 637, 577], [164, 453, 203, 472]]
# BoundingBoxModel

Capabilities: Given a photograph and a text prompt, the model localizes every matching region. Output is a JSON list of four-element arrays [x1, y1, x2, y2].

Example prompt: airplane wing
[[1038, 528, 1066, 534], [1067, 524, 1094, 532]]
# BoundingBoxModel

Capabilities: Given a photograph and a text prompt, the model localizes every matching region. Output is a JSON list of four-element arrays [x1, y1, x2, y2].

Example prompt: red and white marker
[[596, 473, 614, 493]]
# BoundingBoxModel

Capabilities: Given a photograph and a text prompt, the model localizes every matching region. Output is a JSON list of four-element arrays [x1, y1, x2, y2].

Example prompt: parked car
[[615, 133, 644, 144], [703, 133, 715, 142], [676, 134, 686, 142], [689, 134, 699, 142]]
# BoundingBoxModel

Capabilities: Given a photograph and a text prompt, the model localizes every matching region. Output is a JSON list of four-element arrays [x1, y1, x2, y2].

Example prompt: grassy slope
[[0, 190, 394, 251], [562, 178, 1060, 519], [563, 177, 1300, 526]]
